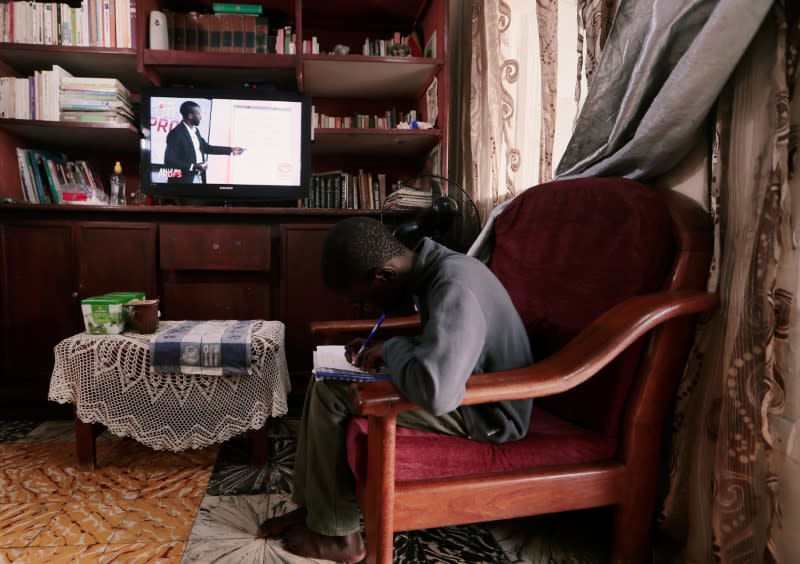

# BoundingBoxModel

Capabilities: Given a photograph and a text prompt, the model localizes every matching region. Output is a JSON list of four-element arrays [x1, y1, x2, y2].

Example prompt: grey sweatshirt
[[382, 238, 533, 443]]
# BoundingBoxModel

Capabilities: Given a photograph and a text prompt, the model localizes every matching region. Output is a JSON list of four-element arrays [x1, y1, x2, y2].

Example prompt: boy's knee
[[311, 379, 355, 416]]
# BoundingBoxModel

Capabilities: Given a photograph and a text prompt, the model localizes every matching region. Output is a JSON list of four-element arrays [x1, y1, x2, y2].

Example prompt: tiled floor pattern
[[0, 420, 611, 563]]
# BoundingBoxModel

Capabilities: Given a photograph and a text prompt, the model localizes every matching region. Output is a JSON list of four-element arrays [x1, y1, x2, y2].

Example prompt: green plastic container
[[80, 295, 128, 334]]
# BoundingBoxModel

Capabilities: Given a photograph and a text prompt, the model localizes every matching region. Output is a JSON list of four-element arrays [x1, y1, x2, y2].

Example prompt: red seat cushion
[[489, 177, 674, 436], [346, 409, 616, 482]]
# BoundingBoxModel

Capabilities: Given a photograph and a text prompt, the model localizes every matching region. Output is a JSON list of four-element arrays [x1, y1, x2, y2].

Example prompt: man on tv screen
[[164, 100, 244, 184]]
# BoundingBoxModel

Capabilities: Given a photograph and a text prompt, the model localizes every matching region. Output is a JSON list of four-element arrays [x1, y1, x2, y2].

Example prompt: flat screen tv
[[140, 87, 311, 204]]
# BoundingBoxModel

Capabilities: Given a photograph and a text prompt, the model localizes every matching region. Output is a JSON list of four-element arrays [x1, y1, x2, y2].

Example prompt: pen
[[356, 313, 386, 359]]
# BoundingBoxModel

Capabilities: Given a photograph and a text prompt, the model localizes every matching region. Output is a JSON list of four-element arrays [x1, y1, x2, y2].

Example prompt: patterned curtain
[[658, 4, 800, 562], [464, 0, 616, 222]]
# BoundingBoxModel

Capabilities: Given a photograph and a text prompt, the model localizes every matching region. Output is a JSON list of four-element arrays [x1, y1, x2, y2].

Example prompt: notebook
[[313, 345, 391, 382]]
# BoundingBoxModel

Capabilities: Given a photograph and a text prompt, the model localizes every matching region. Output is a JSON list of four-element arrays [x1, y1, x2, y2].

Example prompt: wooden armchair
[[311, 178, 717, 564]]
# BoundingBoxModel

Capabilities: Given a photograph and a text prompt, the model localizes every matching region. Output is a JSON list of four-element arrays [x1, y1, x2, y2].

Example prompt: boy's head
[[321, 217, 414, 311]]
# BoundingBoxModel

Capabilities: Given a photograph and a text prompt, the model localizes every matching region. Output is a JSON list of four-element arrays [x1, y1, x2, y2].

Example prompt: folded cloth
[[150, 320, 256, 376]]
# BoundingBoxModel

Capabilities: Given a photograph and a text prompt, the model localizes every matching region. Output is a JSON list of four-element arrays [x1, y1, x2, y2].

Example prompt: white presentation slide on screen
[[149, 97, 303, 186]]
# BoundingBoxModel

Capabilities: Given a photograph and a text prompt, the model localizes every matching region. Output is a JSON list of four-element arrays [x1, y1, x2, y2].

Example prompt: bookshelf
[[0, 0, 449, 417], [0, 118, 139, 151]]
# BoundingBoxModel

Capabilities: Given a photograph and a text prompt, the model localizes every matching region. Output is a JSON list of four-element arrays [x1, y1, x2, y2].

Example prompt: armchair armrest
[[311, 314, 421, 336], [311, 314, 421, 346], [350, 290, 718, 417]]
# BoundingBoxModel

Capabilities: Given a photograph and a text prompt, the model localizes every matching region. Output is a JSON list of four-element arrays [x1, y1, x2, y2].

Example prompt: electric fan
[[383, 175, 481, 254]]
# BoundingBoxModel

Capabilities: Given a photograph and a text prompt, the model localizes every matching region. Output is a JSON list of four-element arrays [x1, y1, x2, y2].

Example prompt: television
[[140, 87, 311, 204]]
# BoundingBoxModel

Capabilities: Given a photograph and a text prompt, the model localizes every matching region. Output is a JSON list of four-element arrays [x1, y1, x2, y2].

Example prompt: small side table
[[49, 320, 290, 471]]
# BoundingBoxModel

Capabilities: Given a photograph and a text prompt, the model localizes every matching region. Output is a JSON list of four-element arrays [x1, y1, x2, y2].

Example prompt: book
[[313, 345, 390, 382]]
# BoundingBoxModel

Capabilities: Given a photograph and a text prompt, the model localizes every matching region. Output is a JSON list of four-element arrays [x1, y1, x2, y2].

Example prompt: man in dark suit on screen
[[164, 101, 244, 184]]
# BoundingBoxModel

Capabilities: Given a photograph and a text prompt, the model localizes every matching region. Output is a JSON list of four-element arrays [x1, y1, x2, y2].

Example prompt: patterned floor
[[0, 419, 611, 563]]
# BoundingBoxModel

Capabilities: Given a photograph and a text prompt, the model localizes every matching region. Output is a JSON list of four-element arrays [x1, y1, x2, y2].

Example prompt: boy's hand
[[344, 339, 385, 372]]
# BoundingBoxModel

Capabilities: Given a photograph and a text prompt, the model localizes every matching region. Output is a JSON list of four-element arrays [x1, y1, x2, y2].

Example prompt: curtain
[[658, 6, 800, 561], [461, 0, 615, 222], [556, 0, 773, 180]]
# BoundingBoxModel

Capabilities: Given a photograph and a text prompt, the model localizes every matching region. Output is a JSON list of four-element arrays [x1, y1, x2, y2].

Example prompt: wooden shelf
[[0, 44, 148, 90], [302, 55, 441, 98], [0, 119, 140, 152], [312, 128, 441, 157], [143, 49, 297, 88]]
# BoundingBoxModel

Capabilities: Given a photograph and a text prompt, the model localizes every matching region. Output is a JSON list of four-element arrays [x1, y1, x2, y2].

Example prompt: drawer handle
[[212, 243, 220, 251]]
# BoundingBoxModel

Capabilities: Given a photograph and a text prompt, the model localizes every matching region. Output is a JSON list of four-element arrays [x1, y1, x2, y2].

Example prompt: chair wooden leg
[[250, 421, 270, 468], [612, 499, 655, 563], [73, 411, 96, 472], [364, 414, 397, 564]]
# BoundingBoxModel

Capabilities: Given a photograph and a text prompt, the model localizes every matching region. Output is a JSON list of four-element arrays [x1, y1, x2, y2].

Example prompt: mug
[[128, 299, 160, 334]]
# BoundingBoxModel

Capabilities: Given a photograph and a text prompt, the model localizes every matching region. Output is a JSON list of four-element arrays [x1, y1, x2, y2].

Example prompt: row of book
[[304, 170, 389, 210], [0, 65, 135, 124], [0, 0, 136, 48], [15, 147, 106, 204], [162, 10, 279, 54], [312, 108, 419, 130]]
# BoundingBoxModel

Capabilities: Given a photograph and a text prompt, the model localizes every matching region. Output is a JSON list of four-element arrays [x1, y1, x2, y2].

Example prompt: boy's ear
[[375, 265, 396, 282]]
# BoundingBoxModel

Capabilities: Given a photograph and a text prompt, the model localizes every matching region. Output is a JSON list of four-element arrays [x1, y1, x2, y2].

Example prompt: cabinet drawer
[[160, 224, 271, 271]]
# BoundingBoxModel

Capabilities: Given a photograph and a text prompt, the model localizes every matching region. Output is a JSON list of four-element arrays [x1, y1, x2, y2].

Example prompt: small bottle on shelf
[[109, 161, 126, 206]]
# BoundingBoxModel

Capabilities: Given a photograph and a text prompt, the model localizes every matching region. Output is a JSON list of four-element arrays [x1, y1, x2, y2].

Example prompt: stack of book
[[59, 76, 135, 125], [15, 148, 106, 205], [382, 186, 433, 210]]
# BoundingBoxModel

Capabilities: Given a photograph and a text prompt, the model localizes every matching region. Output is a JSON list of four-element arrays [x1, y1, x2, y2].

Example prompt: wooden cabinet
[[0, 206, 401, 417], [280, 223, 360, 373], [0, 218, 157, 417], [159, 223, 272, 321]]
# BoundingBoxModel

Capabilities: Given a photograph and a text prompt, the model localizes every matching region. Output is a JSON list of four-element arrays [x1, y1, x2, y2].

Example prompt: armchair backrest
[[489, 178, 676, 437]]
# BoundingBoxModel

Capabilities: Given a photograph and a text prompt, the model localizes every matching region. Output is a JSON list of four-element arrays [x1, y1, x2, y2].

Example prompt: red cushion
[[346, 410, 616, 483], [489, 178, 674, 436]]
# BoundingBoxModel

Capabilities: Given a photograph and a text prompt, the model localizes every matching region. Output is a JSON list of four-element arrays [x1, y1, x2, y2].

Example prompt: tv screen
[[140, 87, 311, 204]]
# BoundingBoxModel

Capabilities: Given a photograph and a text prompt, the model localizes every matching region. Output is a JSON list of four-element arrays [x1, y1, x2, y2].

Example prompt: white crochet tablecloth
[[49, 320, 290, 452]]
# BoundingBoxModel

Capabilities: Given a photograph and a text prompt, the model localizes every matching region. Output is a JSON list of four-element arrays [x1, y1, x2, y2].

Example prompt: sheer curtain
[[453, 0, 615, 221], [658, 8, 800, 561]]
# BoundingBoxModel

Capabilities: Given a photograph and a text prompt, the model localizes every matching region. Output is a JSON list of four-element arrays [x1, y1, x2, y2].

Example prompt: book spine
[[244, 13, 255, 53], [254, 15, 267, 53], [127, 0, 135, 47], [185, 11, 198, 51], [197, 13, 208, 51], [231, 13, 243, 52]]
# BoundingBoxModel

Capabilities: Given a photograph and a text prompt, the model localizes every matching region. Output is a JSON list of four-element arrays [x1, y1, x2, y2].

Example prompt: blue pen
[[356, 313, 387, 359]]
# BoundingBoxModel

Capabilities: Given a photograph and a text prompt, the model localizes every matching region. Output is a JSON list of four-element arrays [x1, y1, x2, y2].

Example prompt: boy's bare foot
[[256, 508, 307, 539], [283, 523, 366, 563]]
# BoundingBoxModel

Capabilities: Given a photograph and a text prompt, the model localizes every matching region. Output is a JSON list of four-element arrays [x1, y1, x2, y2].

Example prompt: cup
[[127, 299, 160, 334]]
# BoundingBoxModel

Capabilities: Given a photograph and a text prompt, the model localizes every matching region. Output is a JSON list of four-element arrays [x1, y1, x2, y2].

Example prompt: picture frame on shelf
[[426, 76, 438, 127], [424, 30, 437, 58]]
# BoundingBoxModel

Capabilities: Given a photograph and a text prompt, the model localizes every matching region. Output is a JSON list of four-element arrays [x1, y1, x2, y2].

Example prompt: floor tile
[[1, 466, 81, 504], [98, 541, 185, 563], [139, 467, 212, 499], [30, 500, 133, 547], [71, 466, 153, 502], [16, 421, 75, 444], [206, 435, 295, 496], [0, 421, 38, 443], [488, 509, 611, 563], [0, 444, 77, 471], [0, 502, 63, 548], [111, 498, 202, 544], [0, 543, 107, 563], [188, 493, 296, 541], [394, 524, 511, 564], [180, 538, 336, 564]]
